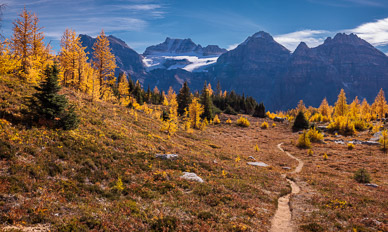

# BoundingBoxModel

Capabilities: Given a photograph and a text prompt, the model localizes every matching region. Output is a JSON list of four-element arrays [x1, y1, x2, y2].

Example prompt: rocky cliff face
[[79, 32, 388, 111], [143, 37, 226, 56]]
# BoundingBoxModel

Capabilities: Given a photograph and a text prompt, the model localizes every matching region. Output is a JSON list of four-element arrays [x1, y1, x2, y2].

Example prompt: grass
[[0, 74, 387, 231]]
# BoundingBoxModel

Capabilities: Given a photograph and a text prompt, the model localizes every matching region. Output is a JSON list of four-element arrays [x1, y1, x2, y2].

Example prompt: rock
[[334, 140, 345, 145], [273, 117, 286, 122], [180, 172, 204, 183], [317, 126, 328, 132], [370, 131, 382, 141], [213, 159, 218, 164], [361, 141, 380, 146], [248, 156, 256, 160], [155, 154, 179, 160], [364, 183, 379, 188], [282, 167, 291, 170], [247, 162, 269, 167]]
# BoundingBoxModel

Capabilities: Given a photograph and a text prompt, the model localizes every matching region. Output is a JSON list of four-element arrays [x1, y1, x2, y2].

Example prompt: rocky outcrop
[[143, 37, 226, 56]]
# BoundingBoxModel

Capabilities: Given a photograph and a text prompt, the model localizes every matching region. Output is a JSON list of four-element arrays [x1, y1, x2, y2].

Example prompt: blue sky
[[1, 0, 388, 54]]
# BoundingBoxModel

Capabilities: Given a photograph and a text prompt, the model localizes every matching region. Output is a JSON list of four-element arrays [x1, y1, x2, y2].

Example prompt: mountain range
[[79, 32, 388, 111]]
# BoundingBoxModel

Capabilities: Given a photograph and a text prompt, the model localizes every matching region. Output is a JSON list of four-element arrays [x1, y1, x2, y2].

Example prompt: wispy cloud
[[307, 0, 386, 7], [274, 17, 388, 52], [227, 43, 239, 51], [347, 18, 388, 46], [274, 30, 331, 51], [1, 0, 165, 41]]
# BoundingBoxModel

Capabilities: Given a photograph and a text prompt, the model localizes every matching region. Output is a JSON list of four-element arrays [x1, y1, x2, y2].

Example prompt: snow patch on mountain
[[143, 55, 219, 72]]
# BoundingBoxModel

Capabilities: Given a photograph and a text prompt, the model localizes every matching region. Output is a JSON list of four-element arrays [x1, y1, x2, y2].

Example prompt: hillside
[[1, 75, 387, 231]]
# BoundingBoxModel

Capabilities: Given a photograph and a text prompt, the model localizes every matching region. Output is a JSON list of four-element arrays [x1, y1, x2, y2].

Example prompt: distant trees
[[373, 89, 387, 119], [253, 102, 266, 118], [200, 82, 213, 120], [29, 64, 79, 130]]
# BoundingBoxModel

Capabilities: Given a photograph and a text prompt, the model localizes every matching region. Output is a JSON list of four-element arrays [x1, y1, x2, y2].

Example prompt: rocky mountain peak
[[324, 33, 369, 47]]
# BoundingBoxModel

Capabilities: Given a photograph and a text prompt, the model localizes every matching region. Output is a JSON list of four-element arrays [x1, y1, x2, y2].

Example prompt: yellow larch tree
[[318, 98, 331, 117], [59, 28, 89, 89], [334, 89, 348, 117], [297, 100, 306, 113], [11, 8, 50, 81], [117, 72, 130, 105], [349, 96, 361, 118], [0, 39, 20, 75], [92, 29, 116, 99], [360, 98, 371, 120], [188, 97, 204, 129], [373, 89, 387, 119]]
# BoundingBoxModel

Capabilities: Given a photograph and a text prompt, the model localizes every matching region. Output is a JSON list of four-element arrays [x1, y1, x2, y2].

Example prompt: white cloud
[[274, 30, 331, 51], [347, 18, 388, 46], [121, 4, 162, 11], [227, 43, 239, 51]]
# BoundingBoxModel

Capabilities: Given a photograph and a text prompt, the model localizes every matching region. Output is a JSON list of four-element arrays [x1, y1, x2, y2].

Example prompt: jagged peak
[[324, 33, 369, 46]]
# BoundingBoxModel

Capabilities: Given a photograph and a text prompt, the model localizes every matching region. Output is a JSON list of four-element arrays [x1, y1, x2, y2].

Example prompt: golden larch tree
[[334, 89, 348, 117], [92, 29, 116, 99], [373, 89, 387, 119], [319, 98, 331, 117], [11, 8, 49, 81], [349, 96, 361, 118], [188, 97, 204, 129]]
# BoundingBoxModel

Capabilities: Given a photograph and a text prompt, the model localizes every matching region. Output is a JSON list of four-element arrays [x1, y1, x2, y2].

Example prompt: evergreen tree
[[29, 64, 79, 130], [292, 111, 309, 132], [132, 80, 143, 105], [334, 89, 348, 117], [177, 81, 192, 115], [200, 82, 213, 120], [253, 102, 266, 118]]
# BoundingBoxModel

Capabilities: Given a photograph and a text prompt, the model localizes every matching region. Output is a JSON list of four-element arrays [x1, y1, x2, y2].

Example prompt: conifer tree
[[200, 82, 213, 120], [29, 64, 79, 130], [132, 80, 143, 105], [361, 98, 370, 116], [292, 111, 309, 131], [59, 28, 89, 89], [0, 39, 20, 74], [334, 89, 348, 117], [297, 100, 306, 113], [253, 102, 266, 118], [319, 98, 331, 117], [92, 29, 116, 99], [350, 96, 361, 118], [117, 72, 130, 104], [11, 8, 49, 81], [177, 81, 192, 116], [188, 97, 204, 129], [373, 88, 387, 119]]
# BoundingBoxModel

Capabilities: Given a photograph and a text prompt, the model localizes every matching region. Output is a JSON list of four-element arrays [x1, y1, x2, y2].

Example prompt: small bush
[[297, 131, 311, 148], [272, 123, 276, 127], [308, 149, 314, 156], [354, 168, 371, 183], [347, 143, 355, 150], [323, 153, 328, 160], [237, 116, 250, 127], [226, 118, 232, 124], [307, 127, 323, 142], [254, 144, 259, 152], [213, 114, 221, 124], [379, 129, 388, 152], [260, 122, 269, 129], [150, 216, 178, 232], [300, 223, 324, 232], [292, 111, 309, 132]]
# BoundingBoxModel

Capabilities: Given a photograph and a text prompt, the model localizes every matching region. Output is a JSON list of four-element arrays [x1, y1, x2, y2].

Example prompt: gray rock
[[273, 117, 286, 122], [364, 183, 379, 188], [180, 172, 204, 183], [247, 162, 269, 167], [334, 140, 345, 145], [155, 154, 179, 160], [317, 126, 328, 132], [248, 156, 256, 160], [361, 141, 380, 146], [282, 167, 291, 170], [370, 131, 382, 142]]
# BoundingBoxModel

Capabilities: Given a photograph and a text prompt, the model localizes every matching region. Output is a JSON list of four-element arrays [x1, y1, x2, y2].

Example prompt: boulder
[[180, 172, 204, 183], [364, 183, 379, 188], [155, 154, 179, 160], [370, 131, 382, 142], [273, 117, 286, 122], [247, 162, 269, 167], [248, 156, 256, 160]]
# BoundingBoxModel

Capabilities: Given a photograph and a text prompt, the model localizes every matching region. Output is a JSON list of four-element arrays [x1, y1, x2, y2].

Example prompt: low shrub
[[237, 116, 250, 127], [297, 131, 311, 148], [260, 122, 269, 129], [354, 168, 371, 183]]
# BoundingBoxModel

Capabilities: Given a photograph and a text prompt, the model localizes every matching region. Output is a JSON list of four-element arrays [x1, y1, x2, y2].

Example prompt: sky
[[1, 0, 388, 55]]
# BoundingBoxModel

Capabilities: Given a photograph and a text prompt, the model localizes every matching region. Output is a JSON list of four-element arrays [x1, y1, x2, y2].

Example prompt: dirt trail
[[270, 143, 304, 232]]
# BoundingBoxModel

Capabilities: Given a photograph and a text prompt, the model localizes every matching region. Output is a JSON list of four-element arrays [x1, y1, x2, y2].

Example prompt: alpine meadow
[[0, 1, 387, 232]]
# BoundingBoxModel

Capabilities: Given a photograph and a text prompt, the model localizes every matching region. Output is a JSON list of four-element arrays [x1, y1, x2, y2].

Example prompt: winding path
[[270, 143, 304, 232]]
